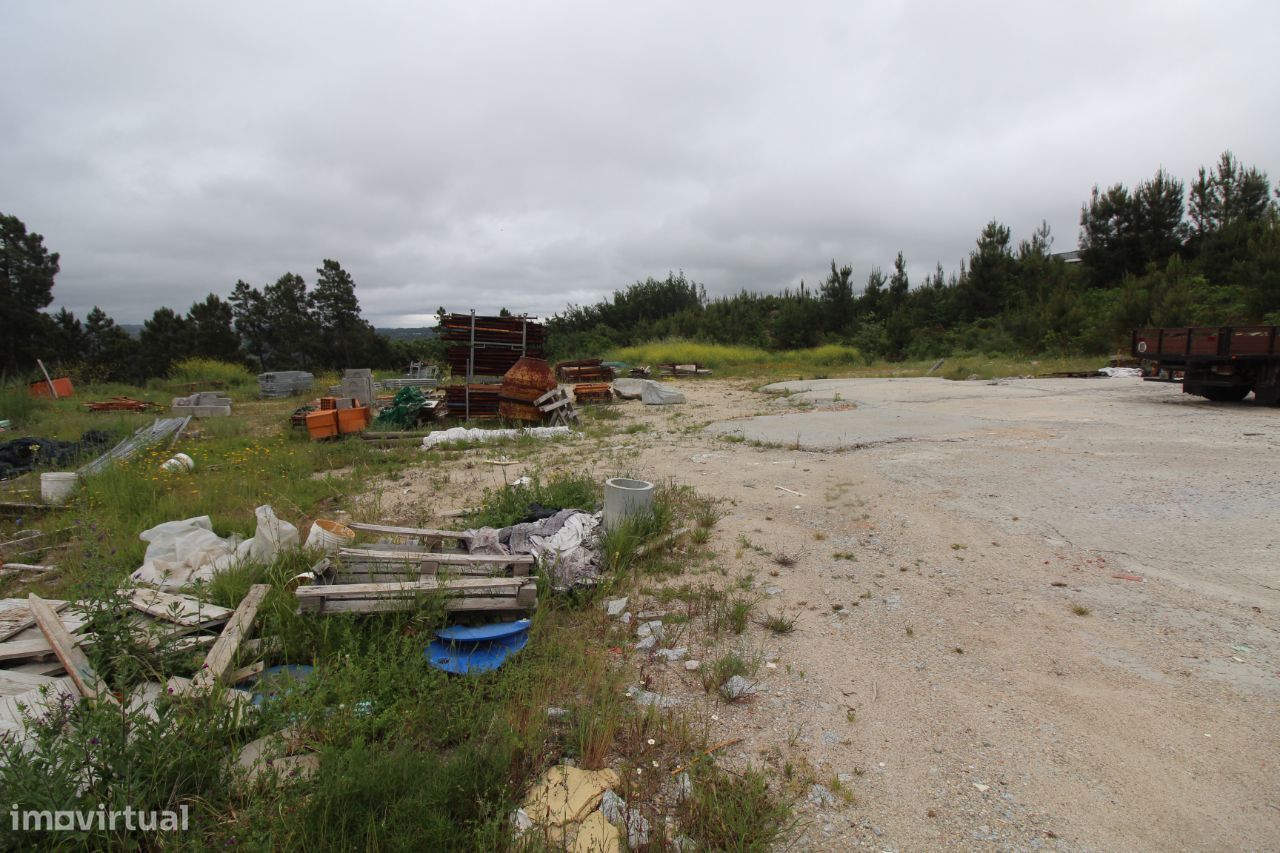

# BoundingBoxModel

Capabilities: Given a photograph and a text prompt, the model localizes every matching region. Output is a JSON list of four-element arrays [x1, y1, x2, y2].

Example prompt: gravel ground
[[376, 376, 1279, 851]]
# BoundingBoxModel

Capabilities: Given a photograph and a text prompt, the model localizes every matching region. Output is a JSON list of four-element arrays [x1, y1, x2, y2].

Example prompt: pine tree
[[1, 213, 60, 375], [140, 307, 192, 375], [187, 294, 241, 362], [230, 280, 271, 370]]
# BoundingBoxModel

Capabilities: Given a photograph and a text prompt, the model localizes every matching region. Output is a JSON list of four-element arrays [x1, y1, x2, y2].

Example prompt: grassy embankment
[[607, 339, 1110, 381], [0, 361, 791, 850]]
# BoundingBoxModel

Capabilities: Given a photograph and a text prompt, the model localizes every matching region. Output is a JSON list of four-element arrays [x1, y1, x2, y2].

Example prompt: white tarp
[[1099, 367, 1143, 378], [612, 378, 686, 405], [129, 505, 299, 589], [420, 425, 571, 449]]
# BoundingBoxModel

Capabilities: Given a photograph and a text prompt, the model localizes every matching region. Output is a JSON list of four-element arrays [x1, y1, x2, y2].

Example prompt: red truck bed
[[1131, 326, 1280, 403]]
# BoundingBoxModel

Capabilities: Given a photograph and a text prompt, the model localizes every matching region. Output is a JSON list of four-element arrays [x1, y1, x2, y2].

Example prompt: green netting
[[374, 386, 427, 429]]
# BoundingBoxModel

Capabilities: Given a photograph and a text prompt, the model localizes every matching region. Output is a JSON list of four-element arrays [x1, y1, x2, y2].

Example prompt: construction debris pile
[[0, 581, 276, 746], [296, 522, 539, 616]]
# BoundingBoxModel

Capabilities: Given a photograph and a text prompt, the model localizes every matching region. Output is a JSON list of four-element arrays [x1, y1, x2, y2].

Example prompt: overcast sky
[[3, 2, 1277, 327]]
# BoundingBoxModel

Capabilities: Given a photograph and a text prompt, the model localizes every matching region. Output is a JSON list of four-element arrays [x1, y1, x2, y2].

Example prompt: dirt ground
[[375, 377, 1279, 851]]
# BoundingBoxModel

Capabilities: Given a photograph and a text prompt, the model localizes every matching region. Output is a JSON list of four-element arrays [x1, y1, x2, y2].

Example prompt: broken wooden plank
[[27, 594, 111, 703], [165, 675, 255, 714], [537, 396, 572, 413], [0, 676, 79, 733], [295, 576, 524, 599], [122, 588, 234, 627], [0, 637, 62, 663], [347, 522, 474, 541], [0, 668, 61, 697], [189, 584, 270, 693], [339, 548, 533, 566], [307, 594, 534, 615], [0, 598, 68, 643], [228, 661, 264, 684], [8, 659, 68, 676]]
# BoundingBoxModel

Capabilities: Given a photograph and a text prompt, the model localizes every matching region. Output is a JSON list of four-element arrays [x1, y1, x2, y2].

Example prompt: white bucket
[[305, 518, 356, 553], [604, 477, 655, 531], [41, 472, 79, 505], [161, 452, 195, 473]]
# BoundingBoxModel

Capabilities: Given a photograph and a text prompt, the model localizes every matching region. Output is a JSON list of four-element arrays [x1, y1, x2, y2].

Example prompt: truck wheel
[[1200, 386, 1251, 402]]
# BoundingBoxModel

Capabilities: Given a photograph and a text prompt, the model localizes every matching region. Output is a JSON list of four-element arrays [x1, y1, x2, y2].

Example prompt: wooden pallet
[[336, 546, 533, 578], [296, 576, 537, 615]]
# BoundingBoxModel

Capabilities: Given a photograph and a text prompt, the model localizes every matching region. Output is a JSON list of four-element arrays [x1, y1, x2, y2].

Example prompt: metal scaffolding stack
[[440, 312, 545, 420]]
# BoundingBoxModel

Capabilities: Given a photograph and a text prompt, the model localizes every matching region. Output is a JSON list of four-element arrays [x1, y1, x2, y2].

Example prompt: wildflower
[[647, 738, 656, 746]]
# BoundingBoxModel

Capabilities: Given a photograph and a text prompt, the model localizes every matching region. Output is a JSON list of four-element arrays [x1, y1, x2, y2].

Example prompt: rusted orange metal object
[[499, 357, 558, 422]]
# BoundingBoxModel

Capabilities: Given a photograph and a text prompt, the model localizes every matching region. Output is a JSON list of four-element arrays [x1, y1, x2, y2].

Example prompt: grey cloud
[[1, 1, 1276, 327]]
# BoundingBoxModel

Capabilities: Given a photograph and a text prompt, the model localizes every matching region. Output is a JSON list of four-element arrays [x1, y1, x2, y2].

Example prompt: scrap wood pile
[[554, 359, 615, 381], [83, 396, 162, 413], [0, 585, 273, 744], [297, 523, 537, 615], [295, 508, 604, 616], [572, 383, 614, 404]]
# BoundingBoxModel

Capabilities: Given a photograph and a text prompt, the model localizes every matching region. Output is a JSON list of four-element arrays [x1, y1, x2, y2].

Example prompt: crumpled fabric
[[466, 509, 602, 589], [130, 505, 299, 589]]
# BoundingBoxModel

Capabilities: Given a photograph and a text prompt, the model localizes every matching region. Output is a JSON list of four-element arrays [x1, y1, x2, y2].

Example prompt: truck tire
[[1200, 386, 1251, 402]]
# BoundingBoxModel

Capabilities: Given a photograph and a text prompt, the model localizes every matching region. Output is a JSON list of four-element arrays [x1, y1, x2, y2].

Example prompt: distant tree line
[[0, 231, 434, 381], [4, 150, 1277, 382], [549, 151, 1280, 360]]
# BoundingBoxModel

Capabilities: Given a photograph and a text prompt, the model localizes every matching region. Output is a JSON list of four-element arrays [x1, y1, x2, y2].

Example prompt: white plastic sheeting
[[612, 378, 686, 405], [1099, 367, 1143, 378], [129, 505, 299, 589], [420, 425, 571, 449]]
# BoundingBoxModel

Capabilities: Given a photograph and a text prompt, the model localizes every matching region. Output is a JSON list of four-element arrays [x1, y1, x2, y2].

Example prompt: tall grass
[[607, 337, 1108, 380], [166, 358, 257, 389], [607, 339, 863, 373]]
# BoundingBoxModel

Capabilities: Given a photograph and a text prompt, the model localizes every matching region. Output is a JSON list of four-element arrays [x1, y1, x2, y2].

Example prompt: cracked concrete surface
[[709, 376, 1280, 610]]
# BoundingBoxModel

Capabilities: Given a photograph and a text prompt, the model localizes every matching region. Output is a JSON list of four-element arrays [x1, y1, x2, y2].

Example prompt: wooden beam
[[36, 358, 59, 399], [339, 547, 532, 566], [189, 584, 270, 693], [228, 661, 265, 684], [295, 576, 524, 599], [347, 522, 474, 541], [28, 594, 111, 703]]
